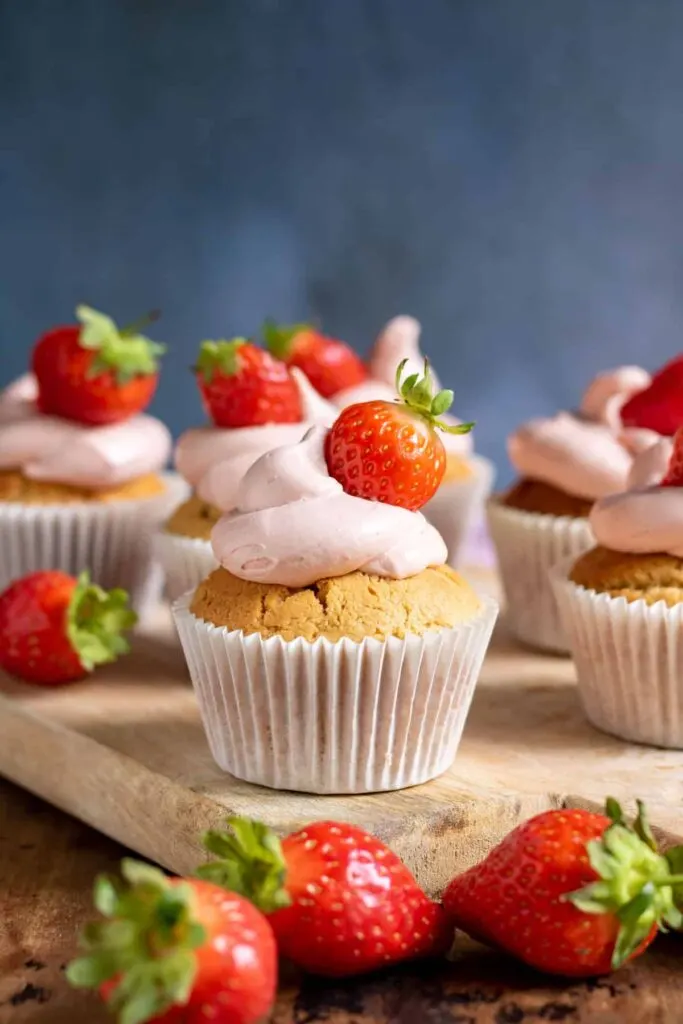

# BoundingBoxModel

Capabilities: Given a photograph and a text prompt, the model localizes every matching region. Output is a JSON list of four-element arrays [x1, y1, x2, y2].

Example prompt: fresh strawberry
[[443, 800, 683, 977], [195, 338, 302, 427], [620, 354, 683, 436], [32, 306, 165, 426], [197, 818, 450, 978], [324, 358, 473, 511], [264, 320, 368, 398], [67, 858, 277, 1024], [0, 570, 137, 686], [660, 425, 683, 486]]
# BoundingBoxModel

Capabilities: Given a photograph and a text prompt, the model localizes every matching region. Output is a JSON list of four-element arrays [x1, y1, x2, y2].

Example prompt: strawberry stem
[[566, 798, 683, 969], [395, 358, 474, 436], [194, 339, 248, 383], [76, 305, 166, 384], [66, 859, 204, 1024], [196, 817, 291, 913], [66, 571, 137, 672], [120, 309, 162, 338], [262, 319, 312, 360]]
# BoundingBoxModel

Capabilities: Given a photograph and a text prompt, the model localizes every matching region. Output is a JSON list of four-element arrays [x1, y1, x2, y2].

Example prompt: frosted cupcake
[[157, 338, 336, 600], [488, 366, 655, 653], [553, 431, 683, 748], [173, 368, 497, 794], [266, 315, 494, 566], [0, 307, 182, 613]]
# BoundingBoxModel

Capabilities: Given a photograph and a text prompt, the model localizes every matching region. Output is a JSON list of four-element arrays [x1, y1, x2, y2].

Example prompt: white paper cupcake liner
[[0, 473, 188, 618], [154, 530, 218, 602], [423, 455, 496, 569], [172, 591, 499, 794], [552, 561, 683, 749], [486, 499, 594, 654]]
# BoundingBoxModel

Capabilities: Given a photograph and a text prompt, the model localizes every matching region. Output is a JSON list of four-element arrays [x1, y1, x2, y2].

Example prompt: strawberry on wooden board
[[660, 425, 683, 486], [0, 570, 137, 686], [443, 800, 683, 977], [263, 319, 368, 398], [324, 358, 473, 511], [32, 306, 166, 426], [196, 818, 451, 978], [620, 354, 683, 436], [195, 338, 303, 427], [67, 859, 277, 1024]]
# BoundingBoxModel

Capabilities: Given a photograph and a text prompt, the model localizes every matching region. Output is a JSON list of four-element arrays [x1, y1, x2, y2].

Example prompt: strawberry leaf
[[197, 816, 291, 913], [195, 339, 248, 383], [262, 319, 312, 360], [66, 859, 205, 1024], [395, 358, 474, 437], [66, 572, 137, 672], [76, 305, 165, 384]]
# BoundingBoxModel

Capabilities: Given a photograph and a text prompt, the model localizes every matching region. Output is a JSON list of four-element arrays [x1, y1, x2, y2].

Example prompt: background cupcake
[[0, 306, 183, 614], [157, 337, 336, 599], [553, 430, 683, 748], [488, 365, 655, 653], [266, 314, 494, 566], [173, 370, 497, 794]]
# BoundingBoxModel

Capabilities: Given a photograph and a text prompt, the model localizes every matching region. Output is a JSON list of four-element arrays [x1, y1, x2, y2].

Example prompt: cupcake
[[173, 367, 498, 794], [266, 315, 494, 566], [488, 365, 656, 653], [0, 307, 183, 614], [157, 338, 337, 600], [553, 431, 683, 748]]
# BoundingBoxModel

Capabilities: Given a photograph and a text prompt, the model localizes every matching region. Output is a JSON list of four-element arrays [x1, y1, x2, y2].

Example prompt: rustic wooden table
[[1, 777, 681, 1024]]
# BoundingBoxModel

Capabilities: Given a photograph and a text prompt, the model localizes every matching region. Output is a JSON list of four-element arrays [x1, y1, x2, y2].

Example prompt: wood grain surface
[[1, 569, 682, 896], [1, 777, 682, 1024]]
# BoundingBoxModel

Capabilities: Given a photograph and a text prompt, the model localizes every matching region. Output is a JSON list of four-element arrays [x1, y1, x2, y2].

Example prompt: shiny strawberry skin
[[101, 880, 277, 1024], [620, 355, 683, 436], [197, 343, 302, 427], [269, 822, 450, 977], [32, 325, 158, 425], [443, 809, 656, 977], [325, 400, 447, 511], [0, 571, 85, 685], [284, 329, 368, 398]]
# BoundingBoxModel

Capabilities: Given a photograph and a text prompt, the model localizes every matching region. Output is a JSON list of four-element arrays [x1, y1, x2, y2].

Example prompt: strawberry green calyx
[[197, 817, 291, 914], [77, 306, 166, 384], [395, 358, 475, 436], [262, 318, 312, 360], [194, 339, 248, 383], [66, 859, 205, 1024], [566, 799, 683, 968], [66, 572, 137, 671]]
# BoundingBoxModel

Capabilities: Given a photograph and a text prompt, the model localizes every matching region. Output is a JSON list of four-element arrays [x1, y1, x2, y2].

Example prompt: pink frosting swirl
[[508, 366, 652, 500], [175, 369, 338, 510], [335, 316, 473, 457], [210, 426, 447, 587], [590, 437, 683, 556], [0, 375, 171, 488]]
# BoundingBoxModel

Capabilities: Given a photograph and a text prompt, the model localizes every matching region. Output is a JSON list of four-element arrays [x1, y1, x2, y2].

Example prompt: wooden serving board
[[1, 569, 682, 896]]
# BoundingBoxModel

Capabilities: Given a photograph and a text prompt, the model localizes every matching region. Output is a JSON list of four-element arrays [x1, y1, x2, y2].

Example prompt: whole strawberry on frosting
[[195, 338, 303, 427], [263, 319, 368, 399], [325, 358, 473, 511], [32, 305, 166, 426]]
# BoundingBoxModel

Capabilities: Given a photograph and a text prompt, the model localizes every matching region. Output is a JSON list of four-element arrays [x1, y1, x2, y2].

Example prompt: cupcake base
[[172, 591, 498, 794], [423, 455, 495, 568], [0, 473, 188, 617], [154, 530, 218, 603], [552, 563, 683, 749], [487, 499, 593, 654]]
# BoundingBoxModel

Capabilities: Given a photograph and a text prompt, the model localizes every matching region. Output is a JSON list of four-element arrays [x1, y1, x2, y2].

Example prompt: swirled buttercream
[[210, 426, 447, 587]]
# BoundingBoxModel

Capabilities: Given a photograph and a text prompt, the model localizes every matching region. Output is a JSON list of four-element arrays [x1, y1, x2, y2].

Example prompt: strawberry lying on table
[[443, 799, 683, 977], [0, 570, 137, 685], [67, 859, 277, 1024], [32, 305, 166, 426]]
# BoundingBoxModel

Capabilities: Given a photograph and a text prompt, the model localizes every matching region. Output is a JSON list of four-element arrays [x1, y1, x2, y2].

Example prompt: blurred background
[[2, 0, 682, 479]]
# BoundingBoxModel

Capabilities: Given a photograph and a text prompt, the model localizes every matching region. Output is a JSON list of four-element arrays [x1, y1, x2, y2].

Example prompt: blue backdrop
[[2, 0, 682, 478]]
